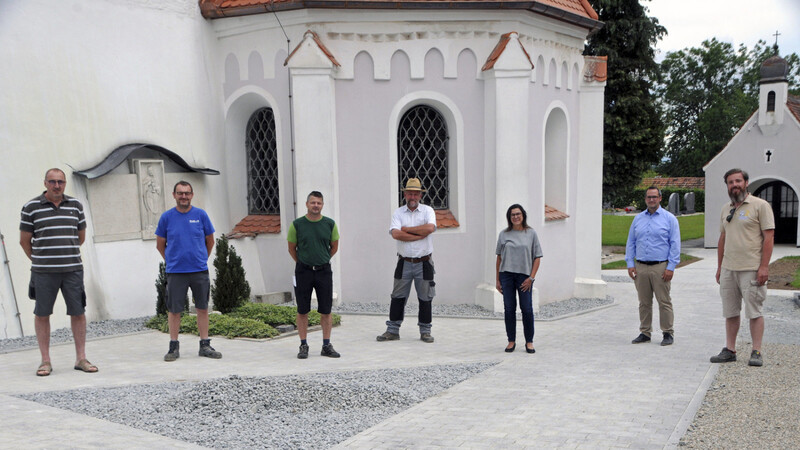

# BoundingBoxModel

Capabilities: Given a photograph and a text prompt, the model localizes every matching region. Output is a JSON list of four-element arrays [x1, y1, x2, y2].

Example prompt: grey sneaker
[[199, 339, 222, 359], [710, 347, 737, 363], [164, 340, 180, 362], [420, 333, 434, 343], [376, 331, 400, 341], [297, 343, 309, 359], [321, 343, 341, 358], [748, 350, 763, 367]]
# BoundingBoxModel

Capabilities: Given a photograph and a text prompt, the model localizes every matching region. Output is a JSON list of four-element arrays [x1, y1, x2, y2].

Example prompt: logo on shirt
[[189, 219, 200, 223]]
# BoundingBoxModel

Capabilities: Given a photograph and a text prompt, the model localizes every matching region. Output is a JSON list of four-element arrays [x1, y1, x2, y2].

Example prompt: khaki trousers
[[633, 261, 674, 336]]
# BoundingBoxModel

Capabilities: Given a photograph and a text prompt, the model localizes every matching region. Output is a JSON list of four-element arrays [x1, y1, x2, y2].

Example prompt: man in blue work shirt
[[625, 187, 681, 346]]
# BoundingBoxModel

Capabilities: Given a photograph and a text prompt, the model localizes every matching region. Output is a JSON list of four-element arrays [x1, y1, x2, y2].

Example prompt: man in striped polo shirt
[[20, 168, 97, 376]]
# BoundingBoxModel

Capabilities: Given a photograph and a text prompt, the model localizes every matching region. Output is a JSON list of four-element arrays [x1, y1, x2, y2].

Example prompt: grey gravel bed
[[0, 316, 150, 354], [17, 362, 496, 450], [679, 295, 800, 448], [332, 296, 614, 320]]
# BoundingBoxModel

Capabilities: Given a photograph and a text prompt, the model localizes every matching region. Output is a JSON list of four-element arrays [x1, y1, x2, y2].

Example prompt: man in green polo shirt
[[288, 191, 340, 359]]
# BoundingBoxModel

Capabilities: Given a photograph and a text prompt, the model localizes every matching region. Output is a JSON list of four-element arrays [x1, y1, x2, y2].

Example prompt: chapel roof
[[788, 94, 800, 123], [199, 0, 601, 31], [639, 177, 705, 190]]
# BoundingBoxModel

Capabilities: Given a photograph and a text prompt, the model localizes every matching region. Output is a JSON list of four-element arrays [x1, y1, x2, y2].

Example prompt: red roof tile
[[544, 205, 569, 221], [639, 177, 705, 190], [435, 209, 460, 229], [481, 32, 533, 72], [199, 0, 601, 29], [285, 30, 341, 67], [788, 94, 800, 123], [583, 55, 607, 82], [228, 214, 281, 238]]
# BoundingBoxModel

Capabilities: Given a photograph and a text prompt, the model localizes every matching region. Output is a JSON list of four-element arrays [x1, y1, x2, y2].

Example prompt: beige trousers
[[633, 261, 674, 336]]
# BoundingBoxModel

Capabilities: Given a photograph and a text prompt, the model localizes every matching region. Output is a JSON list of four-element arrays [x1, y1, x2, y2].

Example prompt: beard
[[728, 187, 747, 204]]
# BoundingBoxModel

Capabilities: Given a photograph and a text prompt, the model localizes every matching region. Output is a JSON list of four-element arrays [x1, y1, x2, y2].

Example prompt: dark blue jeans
[[499, 271, 535, 343]]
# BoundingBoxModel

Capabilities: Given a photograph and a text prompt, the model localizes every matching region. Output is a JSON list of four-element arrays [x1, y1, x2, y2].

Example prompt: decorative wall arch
[[388, 91, 466, 229], [542, 102, 570, 214]]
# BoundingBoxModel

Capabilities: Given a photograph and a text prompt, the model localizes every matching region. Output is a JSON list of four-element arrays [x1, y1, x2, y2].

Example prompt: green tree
[[212, 235, 251, 314], [658, 39, 800, 176], [585, 0, 667, 206], [155, 261, 188, 315]]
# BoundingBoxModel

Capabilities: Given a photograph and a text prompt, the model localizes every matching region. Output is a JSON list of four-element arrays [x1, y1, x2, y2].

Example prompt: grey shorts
[[166, 271, 210, 313], [719, 268, 766, 319], [30, 270, 86, 316]]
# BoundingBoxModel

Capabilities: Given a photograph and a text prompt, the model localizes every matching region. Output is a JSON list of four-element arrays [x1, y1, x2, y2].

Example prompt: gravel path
[[679, 295, 800, 448], [0, 317, 150, 354], [17, 362, 496, 449]]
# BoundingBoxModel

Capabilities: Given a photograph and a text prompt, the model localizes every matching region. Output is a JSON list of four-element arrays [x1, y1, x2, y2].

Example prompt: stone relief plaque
[[134, 160, 166, 239]]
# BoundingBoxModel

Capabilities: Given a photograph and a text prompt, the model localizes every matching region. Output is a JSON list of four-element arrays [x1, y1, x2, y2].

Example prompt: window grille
[[767, 91, 776, 112], [780, 185, 798, 218], [246, 108, 280, 214], [397, 105, 449, 209]]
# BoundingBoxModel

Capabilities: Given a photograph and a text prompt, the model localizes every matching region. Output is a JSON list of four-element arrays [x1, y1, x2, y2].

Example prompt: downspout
[[0, 229, 24, 337], [269, 0, 298, 219]]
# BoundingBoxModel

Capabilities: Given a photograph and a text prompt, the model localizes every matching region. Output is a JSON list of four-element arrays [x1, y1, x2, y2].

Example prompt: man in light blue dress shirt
[[625, 187, 681, 346]]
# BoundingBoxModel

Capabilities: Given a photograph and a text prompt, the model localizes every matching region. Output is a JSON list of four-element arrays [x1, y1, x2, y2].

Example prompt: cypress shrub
[[212, 235, 251, 314]]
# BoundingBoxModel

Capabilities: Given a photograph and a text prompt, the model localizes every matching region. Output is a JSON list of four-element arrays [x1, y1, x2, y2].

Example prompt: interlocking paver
[[1, 245, 797, 448]]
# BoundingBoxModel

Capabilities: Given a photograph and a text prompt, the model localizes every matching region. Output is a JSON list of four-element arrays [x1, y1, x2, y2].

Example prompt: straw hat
[[403, 178, 425, 192]]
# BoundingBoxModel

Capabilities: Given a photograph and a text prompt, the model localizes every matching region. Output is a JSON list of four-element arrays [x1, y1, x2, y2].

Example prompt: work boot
[[199, 339, 222, 359], [297, 343, 309, 359], [660, 333, 674, 346], [420, 333, 434, 343], [376, 331, 400, 341], [164, 340, 180, 362], [748, 350, 763, 367], [710, 347, 736, 363], [631, 333, 651, 344], [320, 343, 341, 358]]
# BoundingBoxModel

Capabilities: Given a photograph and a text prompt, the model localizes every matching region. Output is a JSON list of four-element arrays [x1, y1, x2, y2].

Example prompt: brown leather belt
[[400, 254, 431, 263]]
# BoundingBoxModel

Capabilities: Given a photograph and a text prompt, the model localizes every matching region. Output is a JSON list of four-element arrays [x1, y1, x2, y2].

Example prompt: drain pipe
[[0, 229, 24, 337], [269, 0, 298, 219]]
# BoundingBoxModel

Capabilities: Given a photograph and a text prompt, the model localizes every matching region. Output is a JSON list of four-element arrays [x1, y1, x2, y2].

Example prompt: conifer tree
[[212, 235, 251, 314]]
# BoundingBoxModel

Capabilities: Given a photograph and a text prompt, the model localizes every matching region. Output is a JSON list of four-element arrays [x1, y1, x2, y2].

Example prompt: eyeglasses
[[646, 196, 660, 200], [46, 180, 66, 186], [726, 207, 736, 223], [510, 213, 523, 217], [175, 191, 193, 197]]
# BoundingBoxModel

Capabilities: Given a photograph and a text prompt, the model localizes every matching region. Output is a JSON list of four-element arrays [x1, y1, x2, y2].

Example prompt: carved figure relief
[[135, 160, 166, 239]]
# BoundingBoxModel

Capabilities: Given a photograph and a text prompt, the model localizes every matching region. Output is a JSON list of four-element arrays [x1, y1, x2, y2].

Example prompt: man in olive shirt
[[288, 191, 340, 359], [711, 169, 774, 367]]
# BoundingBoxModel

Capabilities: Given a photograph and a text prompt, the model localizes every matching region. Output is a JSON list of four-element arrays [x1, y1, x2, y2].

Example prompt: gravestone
[[683, 192, 695, 214], [668, 193, 680, 216]]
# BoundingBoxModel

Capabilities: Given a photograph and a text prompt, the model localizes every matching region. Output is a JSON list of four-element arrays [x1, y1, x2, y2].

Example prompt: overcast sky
[[645, 0, 800, 59]]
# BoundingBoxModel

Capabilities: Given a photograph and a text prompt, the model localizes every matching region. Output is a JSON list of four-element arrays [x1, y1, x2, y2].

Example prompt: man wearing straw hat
[[377, 178, 438, 343]]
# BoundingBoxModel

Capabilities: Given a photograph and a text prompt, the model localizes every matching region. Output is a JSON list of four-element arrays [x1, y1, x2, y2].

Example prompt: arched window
[[397, 105, 449, 209], [767, 91, 776, 112], [246, 107, 279, 214]]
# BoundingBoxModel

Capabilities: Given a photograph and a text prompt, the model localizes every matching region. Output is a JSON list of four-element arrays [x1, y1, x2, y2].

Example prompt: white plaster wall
[[704, 111, 800, 247], [0, 0, 223, 335]]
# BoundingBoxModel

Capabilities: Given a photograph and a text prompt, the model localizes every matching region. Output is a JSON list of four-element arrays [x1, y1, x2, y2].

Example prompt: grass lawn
[[602, 213, 704, 246], [601, 253, 699, 270]]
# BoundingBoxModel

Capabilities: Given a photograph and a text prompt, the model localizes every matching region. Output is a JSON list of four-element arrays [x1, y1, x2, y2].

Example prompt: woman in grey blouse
[[495, 204, 543, 353]]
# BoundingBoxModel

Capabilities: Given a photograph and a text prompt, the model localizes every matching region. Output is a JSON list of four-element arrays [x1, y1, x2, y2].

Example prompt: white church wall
[[0, 0, 224, 335], [704, 112, 800, 247]]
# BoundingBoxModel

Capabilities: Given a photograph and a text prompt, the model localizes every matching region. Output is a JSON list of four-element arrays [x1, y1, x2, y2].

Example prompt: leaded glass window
[[397, 105, 449, 209], [246, 108, 280, 214]]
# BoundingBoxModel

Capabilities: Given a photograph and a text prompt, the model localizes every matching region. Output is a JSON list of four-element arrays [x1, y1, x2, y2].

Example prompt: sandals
[[73, 359, 99, 373], [36, 361, 52, 377]]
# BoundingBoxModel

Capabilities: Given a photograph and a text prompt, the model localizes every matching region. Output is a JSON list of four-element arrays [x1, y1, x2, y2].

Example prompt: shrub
[[155, 261, 188, 315], [230, 302, 342, 327], [145, 313, 278, 339], [212, 235, 251, 314]]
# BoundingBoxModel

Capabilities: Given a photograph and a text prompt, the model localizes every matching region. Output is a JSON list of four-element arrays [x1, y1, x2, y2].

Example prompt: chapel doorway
[[754, 181, 798, 244]]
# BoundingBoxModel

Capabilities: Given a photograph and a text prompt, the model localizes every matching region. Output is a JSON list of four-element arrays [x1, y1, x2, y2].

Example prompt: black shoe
[[631, 333, 651, 344], [710, 347, 737, 363], [376, 331, 400, 342], [199, 339, 222, 359], [748, 350, 763, 367], [321, 343, 340, 358], [660, 333, 674, 346], [164, 340, 180, 362], [504, 343, 516, 353], [297, 343, 309, 359], [525, 344, 536, 354]]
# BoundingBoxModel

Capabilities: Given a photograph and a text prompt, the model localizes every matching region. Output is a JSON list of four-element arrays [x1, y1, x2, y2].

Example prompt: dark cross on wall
[[765, 149, 773, 163]]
